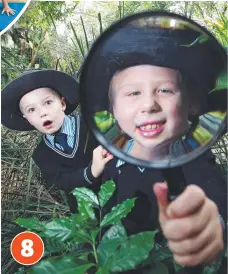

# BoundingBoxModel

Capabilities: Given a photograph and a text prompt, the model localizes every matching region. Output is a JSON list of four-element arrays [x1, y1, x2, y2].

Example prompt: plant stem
[[99, 209, 102, 243], [92, 243, 98, 265]]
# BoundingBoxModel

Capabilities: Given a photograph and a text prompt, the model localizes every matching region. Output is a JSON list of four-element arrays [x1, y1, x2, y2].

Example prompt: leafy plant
[[15, 180, 160, 273], [14, 180, 227, 273]]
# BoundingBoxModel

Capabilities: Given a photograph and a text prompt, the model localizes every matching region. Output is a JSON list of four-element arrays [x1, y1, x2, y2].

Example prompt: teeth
[[140, 124, 159, 130]]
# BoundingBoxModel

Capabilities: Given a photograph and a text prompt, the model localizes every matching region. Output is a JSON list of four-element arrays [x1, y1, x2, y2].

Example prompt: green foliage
[[110, 231, 156, 272], [15, 181, 158, 273], [100, 198, 136, 227], [204, 13, 228, 46], [28, 256, 94, 274], [16, 180, 227, 273], [98, 180, 116, 207]]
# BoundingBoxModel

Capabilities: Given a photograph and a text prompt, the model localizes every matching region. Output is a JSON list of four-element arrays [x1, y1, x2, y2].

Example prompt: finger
[[103, 154, 113, 164], [104, 152, 112, 158], [101, 147, 108, 156], [153, 182, 169, 226], [173, 235, 223, 266], [168, 213, 220, 255], [93, 145, 102, 154], [163, 201, 210, 241], [167, 185, 206, 218]]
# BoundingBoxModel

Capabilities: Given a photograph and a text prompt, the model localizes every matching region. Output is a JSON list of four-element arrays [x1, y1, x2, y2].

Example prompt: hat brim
[[83, 23, 226, 115], [1, 70, 79, 131]]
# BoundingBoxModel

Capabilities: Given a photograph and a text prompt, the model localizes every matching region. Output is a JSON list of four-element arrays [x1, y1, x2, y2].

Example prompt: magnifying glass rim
[[80, 10, 227, 169]]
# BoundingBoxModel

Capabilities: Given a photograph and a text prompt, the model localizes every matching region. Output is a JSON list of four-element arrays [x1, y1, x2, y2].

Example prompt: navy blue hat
[[1, 70, 79, 131], [84, 23, 226, 113]]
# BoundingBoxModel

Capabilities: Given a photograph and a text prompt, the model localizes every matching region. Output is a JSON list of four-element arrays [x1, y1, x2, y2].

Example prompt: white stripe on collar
[[43, 114, 80, 158]]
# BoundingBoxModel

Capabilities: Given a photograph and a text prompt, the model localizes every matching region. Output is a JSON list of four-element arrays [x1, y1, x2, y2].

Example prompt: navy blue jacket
[[103, 151, 227, 236], [32, 114, 101, 213]]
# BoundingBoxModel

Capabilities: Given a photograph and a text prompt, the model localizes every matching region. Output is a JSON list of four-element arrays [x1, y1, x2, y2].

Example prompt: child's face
[[19, 87, 66, 135], [110, 65, 190, 156]]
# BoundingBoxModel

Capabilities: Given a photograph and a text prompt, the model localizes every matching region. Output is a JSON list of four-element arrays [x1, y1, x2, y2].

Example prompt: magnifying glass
[[79, 11, 227, 273]]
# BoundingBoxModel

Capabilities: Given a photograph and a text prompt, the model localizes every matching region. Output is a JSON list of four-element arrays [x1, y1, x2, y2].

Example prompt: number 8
[[21, 239, 34, 257]]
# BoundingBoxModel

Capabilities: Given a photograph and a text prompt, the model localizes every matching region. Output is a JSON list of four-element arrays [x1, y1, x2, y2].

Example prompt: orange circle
[[10, 231, 44, 265]]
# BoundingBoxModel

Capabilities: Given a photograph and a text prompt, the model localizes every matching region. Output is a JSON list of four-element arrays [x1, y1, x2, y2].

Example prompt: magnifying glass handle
[[162, 167, 186, 202], [162, 168, 204, 274]]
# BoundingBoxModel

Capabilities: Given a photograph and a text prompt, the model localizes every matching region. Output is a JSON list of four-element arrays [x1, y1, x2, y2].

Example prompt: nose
[[140, 93, 161, 114], [39, 106, 47, 118]]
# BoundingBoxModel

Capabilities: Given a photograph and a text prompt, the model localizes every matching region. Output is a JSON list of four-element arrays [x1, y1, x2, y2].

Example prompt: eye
[[128, 91, 141, 96], [27, 108, 35, 113], [157, 89, 172, 94], [45, 100, 53, 105]]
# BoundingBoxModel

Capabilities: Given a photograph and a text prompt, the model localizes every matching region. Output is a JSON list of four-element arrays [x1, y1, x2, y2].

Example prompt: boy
[[1, 69, 113, 212], [84, 20, 227, 268]]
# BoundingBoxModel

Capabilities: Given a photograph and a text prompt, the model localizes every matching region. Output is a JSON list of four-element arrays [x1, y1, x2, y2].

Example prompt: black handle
[[162, 167, 186, 202], [162, 167, 203, 274]]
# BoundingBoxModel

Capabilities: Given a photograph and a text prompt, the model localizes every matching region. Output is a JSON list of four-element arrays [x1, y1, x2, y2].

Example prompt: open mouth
[[136, 121, 166, 137], [139, 122, 165, 131], [43, 120, 52, 127]]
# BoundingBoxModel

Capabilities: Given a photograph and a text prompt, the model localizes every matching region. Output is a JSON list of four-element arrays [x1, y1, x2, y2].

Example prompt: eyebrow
[[41, 95, 54, 102]]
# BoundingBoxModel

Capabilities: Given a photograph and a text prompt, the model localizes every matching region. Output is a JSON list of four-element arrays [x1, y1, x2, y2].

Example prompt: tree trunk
[[27, 29, 47, 69]]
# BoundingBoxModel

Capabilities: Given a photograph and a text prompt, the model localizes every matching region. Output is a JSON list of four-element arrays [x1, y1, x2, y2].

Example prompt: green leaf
[[16, 217, 45, 231], [149, 245, 172, 262], [72, 187, 99, 207], [43, 218, 74, 242], [91, 228, 100, 243], [43, 237, 70, 254], [211, 72, 227, 92], [29, 255, 94, 274], [94, 111, 116, 133], [98, 180, 116, 207], [100, 198, 136, 227], [69, 229, 93, 245], [95, 269, 109, 274], [180, 34, 209, 47], [76, 198, 96, 220], [97, 224, 127, 267], [110, 231, 156, 272]]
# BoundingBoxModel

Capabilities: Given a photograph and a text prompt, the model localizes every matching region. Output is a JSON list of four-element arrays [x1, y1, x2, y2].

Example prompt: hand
[[2, 5, 16, 16], [153, 182, 224, 266], [91, 145, 113, 178]]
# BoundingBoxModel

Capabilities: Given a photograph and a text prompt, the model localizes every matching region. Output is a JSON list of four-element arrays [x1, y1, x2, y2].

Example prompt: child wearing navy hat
[[1, 70, 113, 213], [84, 17, 227, 269]]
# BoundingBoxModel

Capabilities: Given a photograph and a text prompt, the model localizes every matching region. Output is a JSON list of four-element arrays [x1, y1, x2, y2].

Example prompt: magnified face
[[110, 65, 189, 160], [80, 12, 227, 168]]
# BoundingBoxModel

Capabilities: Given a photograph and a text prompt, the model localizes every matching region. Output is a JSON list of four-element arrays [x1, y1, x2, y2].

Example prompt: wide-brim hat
[[1, 70, 79, 131], [84, 21, 227, 114]]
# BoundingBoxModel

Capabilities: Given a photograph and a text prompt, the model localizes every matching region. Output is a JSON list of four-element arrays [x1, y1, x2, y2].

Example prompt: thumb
[[103, 154, 113, 164], [153, 182, 169, 226]]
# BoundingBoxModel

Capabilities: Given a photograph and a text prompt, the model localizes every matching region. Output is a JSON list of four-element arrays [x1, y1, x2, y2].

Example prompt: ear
[[61, 97, 66, 111], [22, 114, 28, 120]]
